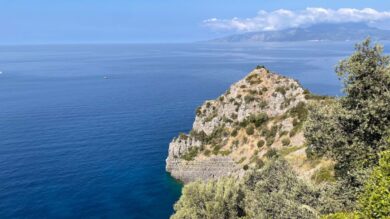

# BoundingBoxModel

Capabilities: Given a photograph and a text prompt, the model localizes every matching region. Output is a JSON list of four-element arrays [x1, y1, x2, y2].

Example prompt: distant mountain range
[[209, 23, 390, 42]]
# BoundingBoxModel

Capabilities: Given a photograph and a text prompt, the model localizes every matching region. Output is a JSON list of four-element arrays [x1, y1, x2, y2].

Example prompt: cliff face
[[166, 67, 311, 183]]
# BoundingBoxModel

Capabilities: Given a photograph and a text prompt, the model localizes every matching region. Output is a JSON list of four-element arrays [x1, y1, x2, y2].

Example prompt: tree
[[243, 159, 321, 218], [306, 38, 390, 176], [335, 38, 390, 174]]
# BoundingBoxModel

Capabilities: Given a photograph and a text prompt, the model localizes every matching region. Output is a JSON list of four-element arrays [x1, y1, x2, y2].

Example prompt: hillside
[[166, 67, 332, 183], [209, 23, 390, 42]]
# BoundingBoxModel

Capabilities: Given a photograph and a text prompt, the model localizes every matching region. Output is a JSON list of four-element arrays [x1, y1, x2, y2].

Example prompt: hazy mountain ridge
[[209, 23, 390, 42]]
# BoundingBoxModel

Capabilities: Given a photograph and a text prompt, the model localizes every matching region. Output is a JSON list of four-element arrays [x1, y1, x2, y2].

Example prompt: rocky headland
[[166, 67, 331, 183]]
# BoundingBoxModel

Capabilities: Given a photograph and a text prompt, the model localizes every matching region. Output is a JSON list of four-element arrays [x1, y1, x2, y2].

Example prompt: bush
[[321, 212, 360, 219], [171, 158, 340, 219], [243, 164, 249, 170], [265, 148, 278, 158], [212, 144, 222, 155], [256, 65, 265, 69], [257, 140, 265, 148], [266, 137, 275, 147], [231, 128, 239, 137], [289, 102, 308, 121], [281, 138, 291, 146], [275, 86, 287, 95], [243, 159, 321, 218], [196, 107, 202, 116], [358, 150, 390, 218], [255, 158, 265, 169], [311, 166, 335, 184], [171, 178, 245, 219], [244, 95, 256, 103], [181, 147, 199, 161], [246, 125, 255, 135]]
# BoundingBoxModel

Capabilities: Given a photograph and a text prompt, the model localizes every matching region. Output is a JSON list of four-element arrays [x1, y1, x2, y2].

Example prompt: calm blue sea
[[0, 42, 388, 218]]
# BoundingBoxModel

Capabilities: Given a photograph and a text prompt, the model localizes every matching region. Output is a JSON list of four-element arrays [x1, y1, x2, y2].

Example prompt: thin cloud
[[203, 8, 390, 32]]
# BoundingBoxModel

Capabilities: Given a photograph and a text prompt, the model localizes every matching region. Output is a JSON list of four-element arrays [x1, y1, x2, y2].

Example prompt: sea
[[0, 41, 388, 218]]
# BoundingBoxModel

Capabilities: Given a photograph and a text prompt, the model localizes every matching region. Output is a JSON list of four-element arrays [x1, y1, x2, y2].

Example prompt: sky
[[1, 0, 390, 44]]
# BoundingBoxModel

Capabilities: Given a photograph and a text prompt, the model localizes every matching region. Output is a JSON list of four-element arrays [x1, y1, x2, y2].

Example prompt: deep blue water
[[0, 42, 388, 218]]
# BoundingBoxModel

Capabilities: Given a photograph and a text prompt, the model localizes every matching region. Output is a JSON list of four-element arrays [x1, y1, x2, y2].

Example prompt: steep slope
[[166, 67, 330, 183]]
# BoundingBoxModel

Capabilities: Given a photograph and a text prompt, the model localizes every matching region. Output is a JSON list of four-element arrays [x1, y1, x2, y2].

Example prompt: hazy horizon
[[2, 0, 390, 44]]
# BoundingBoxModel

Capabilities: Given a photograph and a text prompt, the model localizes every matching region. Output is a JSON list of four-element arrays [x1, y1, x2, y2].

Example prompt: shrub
[[212, 144, 222, 155], [181, 147, 199, 161], [256, 65, 265, 69], [321, 212, 360, 219], [265, 148, 278, 158], [281, 138, 291, 146], [255, 158, 265, 169], [203, 149, 211, 157], [266, 136, 275, 147], [243, 159, 321, 218], [171, 178, 245, 219], [257, 140, 265, 148], [289, 102, 308, 121], [196, 107, 202, 116], [253, 113, 268, 127], [244, 95, 256, 103], [311, 166, 335, 184], [275, 86, 287, 95], [243, 164, 249, 170], [231, 128, 239, 137], [220, 150, 231, 156], [246, 125, 255, 135], [358, 150, 390, 218]]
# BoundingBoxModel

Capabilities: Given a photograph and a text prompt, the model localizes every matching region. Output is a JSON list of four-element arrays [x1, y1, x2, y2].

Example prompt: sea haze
[[0, 42, 387, 218]]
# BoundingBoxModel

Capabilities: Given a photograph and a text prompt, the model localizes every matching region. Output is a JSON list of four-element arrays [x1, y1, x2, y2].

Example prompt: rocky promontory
[[166, 67, 326, 183]]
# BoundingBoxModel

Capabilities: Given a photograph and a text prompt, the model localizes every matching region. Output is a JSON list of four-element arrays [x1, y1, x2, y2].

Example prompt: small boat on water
[[103, 76, 108, 79]]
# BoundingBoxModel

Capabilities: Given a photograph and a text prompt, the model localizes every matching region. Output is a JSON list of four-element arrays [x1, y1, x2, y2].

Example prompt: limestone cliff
[[166, 67, 328, 183]]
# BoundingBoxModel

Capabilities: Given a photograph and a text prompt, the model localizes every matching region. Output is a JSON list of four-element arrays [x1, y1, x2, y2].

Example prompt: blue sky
[[1, 0, 390, 44]]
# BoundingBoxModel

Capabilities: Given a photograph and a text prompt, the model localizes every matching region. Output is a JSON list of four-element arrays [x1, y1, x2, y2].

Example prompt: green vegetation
[[257, 140, 265, 148], [311, 166, 335, 184], [244, 95, 256, 103], [281, 137, 291, 146], [275, 86, 287, 95], [172, 158, 341, 218], [245, 125, 255, 135], [181, 147, 199, 161], [171, 177, 245, 219], [256, 65, 265, 69], [303, 39, 390, 212], [264, 148, 278, 158], [246, 73, 263, 85], [305, 39, 390, 208], [358, 150, 390, 218]]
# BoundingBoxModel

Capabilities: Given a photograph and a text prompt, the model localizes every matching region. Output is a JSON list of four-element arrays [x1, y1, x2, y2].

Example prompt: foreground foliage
[[172, 159, 343, 219], [305, 38, 390, 207], [358, 150, 390, 218]]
